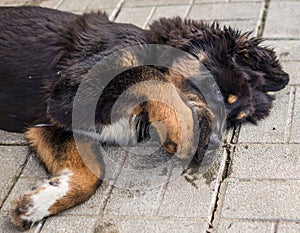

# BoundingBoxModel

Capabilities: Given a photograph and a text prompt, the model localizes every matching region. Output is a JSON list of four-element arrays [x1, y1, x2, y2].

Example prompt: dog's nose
[[282, 72, 290, 86]]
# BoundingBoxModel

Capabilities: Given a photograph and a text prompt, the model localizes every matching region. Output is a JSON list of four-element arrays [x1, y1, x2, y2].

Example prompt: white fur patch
[[22, 169, 73, 223], [100, 117, 137, 145], [75, 117, 137, 146]]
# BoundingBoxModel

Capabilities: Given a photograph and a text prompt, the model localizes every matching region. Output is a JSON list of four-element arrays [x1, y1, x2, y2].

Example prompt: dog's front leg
[[10, 127, 101, 231]]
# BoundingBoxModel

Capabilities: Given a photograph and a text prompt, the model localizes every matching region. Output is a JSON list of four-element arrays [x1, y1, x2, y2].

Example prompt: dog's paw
[[10, 194, 34, 231], [10, 171, 72, 231]]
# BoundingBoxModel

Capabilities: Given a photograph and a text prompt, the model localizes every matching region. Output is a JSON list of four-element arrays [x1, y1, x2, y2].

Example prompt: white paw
[[11, 169, 72, 230]]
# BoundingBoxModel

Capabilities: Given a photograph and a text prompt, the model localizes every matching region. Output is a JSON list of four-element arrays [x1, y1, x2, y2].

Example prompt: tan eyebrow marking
[[237, 111, 247, 120], [227, 94, 237, 104]]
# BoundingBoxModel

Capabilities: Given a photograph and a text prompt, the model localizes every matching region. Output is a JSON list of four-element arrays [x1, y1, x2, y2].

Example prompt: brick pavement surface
[[0, 0, 299, 233]]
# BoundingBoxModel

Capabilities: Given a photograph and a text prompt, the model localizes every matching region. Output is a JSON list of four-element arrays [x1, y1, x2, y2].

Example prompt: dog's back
[[0, 6, 76, 132]]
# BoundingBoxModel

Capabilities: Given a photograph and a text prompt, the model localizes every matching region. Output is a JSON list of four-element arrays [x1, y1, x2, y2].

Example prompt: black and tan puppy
[[0, 6, 288, 230]]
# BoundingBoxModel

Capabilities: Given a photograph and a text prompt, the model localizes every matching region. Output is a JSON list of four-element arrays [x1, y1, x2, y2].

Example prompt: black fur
[[0, 6, 289, 131]]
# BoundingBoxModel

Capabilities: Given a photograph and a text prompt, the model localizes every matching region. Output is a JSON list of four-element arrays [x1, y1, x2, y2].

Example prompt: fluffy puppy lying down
[[0, 6, 289, 230]]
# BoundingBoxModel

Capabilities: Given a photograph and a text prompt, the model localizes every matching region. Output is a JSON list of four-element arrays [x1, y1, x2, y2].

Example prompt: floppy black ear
[[235, 38, 289, 92]]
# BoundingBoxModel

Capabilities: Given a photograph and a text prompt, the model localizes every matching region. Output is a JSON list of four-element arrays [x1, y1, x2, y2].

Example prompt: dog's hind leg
[[10, 127, 102, 231]]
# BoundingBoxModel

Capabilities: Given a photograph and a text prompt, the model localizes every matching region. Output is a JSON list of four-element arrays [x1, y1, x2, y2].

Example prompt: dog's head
[[233, 35, 289, 92]]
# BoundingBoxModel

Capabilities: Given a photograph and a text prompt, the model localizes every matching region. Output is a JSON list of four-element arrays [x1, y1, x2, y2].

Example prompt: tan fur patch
[[227, 94, 237, 104], [237, 111, 247, 120], [24, 127, 101, 217]]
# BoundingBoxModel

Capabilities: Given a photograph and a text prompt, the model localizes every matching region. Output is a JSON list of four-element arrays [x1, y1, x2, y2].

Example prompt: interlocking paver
[[149, 5, 189, 21], [1, 178, 42, 213], [238, 88, 291, 143], [96, 216, 207, 233], [230, 144, 300, 179], [0, 214, 41, 233], [56, 0, 91, 13], [189, 2, 262, 21], [215, 219, 274, 233], [290, 87, 300, 143], [219, 180, 300, 220], [125, 0, 190, 7], [158, 175, 214, 218], [115, 6, 154, 27], [0, 146, 27, 206], [40, 216, 97, 233], [277, 222, 300, 233], [263, 40, 300, 62], [264, 1, 300, 39], [0, 130, 26, 145], [188, 2, 262, 31], [282, 62, 300, 85]]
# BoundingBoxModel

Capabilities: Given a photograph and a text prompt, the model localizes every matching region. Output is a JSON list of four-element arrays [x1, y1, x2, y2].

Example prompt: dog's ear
[[235, 38, 289, 92]]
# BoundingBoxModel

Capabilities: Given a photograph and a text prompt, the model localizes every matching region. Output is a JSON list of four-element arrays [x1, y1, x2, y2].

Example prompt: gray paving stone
[[0, 146, 27, 206], [96, 216, 207, 233], [0, 0, 26, 6], [0, 214, 41, 233], [115, 6, 154, 27], [104, 186, 161, 216], [231, 144, 300, 180], [39, 0, 61, 8], [188, 2, 262, 21], [215, 219, 274, 233], [290, 87, 300, 143], [264, 1, 300, 39], [149, 5, 189, 22], [1, 178, 45, 213], [41, 216, 97, 233], [56, 0, 91, 13], [262, 40, 300, 61], [0, 130, 26, 145], [238, 88, 290, 143], [158, 174, 214, 218], [220, 180, 300, 220], [86, 0, 120, 10], [282, 61, 300, 85], [125, 0, 190, 7], [20, 154, 49, 179], [277, 222, 300, 233]]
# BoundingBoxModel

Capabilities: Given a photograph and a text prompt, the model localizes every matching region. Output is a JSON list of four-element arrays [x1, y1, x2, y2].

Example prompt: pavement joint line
[[142, 6, 157, 29], [0, 143, 28, 146], [237, 142, 300, 145], [225, 177, 300, 182], [92, 151, 129, 231], [284, 86, 296, 143], [184, 0, 195, 18], [273, 220, 279, 233], [109, 0, 125, 22], [98, 215, 207, 221], [214, 217, 280, 223], [204, 0, 272, 227], [205, 128, 235, 232], [54, 0, 64, 9], [0, 149, 31, 210], [256, 0, 270, 38], [33, 220, 45, 233], [152, 162, 174, 216]]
